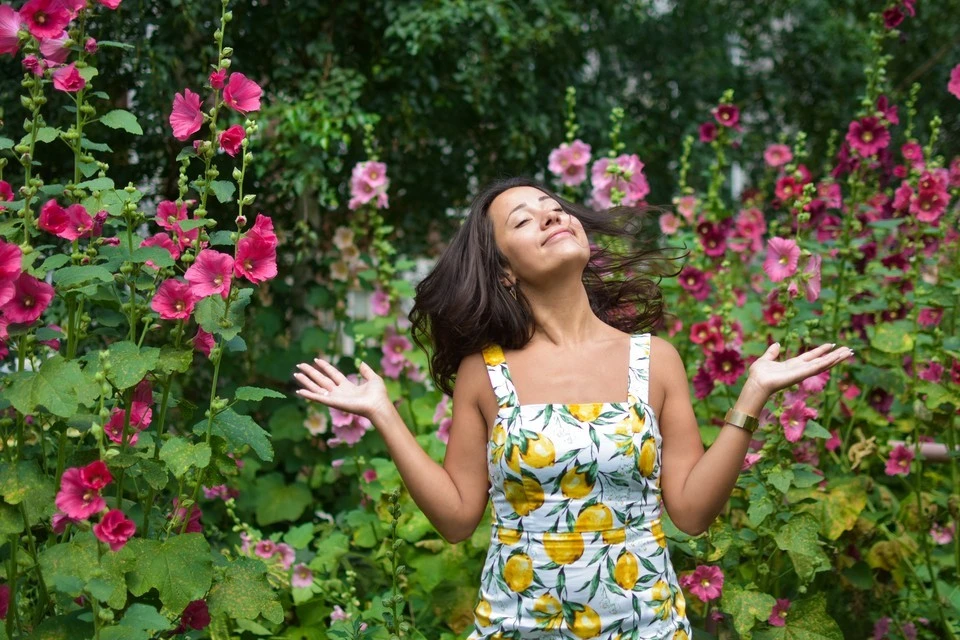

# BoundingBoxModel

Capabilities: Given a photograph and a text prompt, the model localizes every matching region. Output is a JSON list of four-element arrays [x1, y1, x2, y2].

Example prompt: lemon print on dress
[[543, 531, 585, 564], [638, 437, 656, 477], [672, 631, 690, 640], [651, 519, 667, 548], [521, 433, 556, 468], [490, 423, 507, 464], [497, 525, 523, 546], [650, 579, 671, 601], [560, 465, 595, 499], [673, 587, 687, 618], [474, 597, 492, 627], [574, 503, 614, 531], [504, 473, 544, 516], [502, 551, 534, 592], [532, 593, 564, 630], [614, 549, 639, 589], [568, 604, 602, 639], [483, 345, 505, 366], [568, 403, 603, 422], [628, 404, 647, 433]]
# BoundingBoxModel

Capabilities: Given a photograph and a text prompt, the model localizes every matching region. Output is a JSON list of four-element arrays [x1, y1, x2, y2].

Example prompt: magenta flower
[[248, 213, 277, 247], [699, 122, 717, 143], [780, 400, 818, 442], [712, 103, 740, 128], [548, 140, 592, 186], [763, 237, 800, 282], [382, 334, 412, 364], [254, 539, 277, 559], [825, 429, 842, 452], [19, 0, 72, 40], [774, 175, 800, 201], [763, 143, 793, 168], [800, 369, 830, 394], [275, 543, 295, 570], [5, 273, 54, 324], [169, 498, 202, 534], [103, 402, 152, 445], [949, 64, 960, 100], [234, 234, 277, 284], [79, 460, 113, 490], [685, 565, 724, 602], [39, 30, 69, 63], [705, 349, 745, 385], [174, 600, 211, 634], [885, 444, 914, 476], [84, 36, 97, 53], [140, 232, 181, 268], [768, 598, 790, 627], [169, 88, 203, 141], [0, 5, 22, 56], [883, 7, 904, 29], [52, 63, 85, 92], [185, 249, 234, 300], [151, 278, 197, 320], [99, 0, 122, 10], [845, 117, 890, 157], [741, 452, 763, 471], [917, 307, 943, 328], [349, 161, 390, 210], [155, 199, 188, 231], [51, 511, 81, 533], [931, 522, 955, 545], [218, 124, 245, 157], [94, 509, 136, 551], [222, 72, 262, 114], [678, 266, 710, 301], [191, 327, 215, 358], [370, 287, 390, 316], [55, 467, 107, 520], [0, 239, 22, 283], [58, 204, 94, 240], [291, 563, 313, 588], [589, 154, 650, 208], [358, 161, 388, 188], [802, 254, 822, 302], [209, 68, 226, 89]]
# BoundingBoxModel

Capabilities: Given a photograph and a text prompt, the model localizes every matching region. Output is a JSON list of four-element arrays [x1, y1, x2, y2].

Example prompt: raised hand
[[293, 358, 393, 422], [747, 342, 853, 396]]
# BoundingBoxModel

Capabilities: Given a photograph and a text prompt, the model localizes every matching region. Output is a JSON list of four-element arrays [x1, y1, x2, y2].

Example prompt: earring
[[509, 285, 518, 301]]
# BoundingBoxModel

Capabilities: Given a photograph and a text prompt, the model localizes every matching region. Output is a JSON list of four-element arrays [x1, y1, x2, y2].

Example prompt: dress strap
[[628, 333, 652, 405], [481, 344, 518, 409]]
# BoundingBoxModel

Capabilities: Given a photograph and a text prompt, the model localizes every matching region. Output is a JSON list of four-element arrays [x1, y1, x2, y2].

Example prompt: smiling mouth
[[544, 230, 572, 245]]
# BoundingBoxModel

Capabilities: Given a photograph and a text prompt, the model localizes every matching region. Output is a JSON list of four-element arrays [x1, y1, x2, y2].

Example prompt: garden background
[[0, 0, 959, 638]]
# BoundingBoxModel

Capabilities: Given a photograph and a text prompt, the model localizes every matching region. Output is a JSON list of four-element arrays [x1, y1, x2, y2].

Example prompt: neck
[[521, 278, 605, 347]]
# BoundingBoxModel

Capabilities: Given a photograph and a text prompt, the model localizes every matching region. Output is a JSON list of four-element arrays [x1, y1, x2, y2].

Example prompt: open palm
[[293, 358, 392, 421], [748, 342, 854, 396]]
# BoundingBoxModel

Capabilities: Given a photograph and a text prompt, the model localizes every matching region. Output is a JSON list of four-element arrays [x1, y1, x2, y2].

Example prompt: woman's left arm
[[654, 339, 854, 536]]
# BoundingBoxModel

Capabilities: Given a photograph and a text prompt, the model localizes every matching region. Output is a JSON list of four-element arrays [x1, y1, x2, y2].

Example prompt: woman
[[293, 176, 853, 639]]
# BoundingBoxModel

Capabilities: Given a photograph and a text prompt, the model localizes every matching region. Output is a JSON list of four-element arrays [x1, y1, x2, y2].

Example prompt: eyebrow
[[507, 195, 553, 221]]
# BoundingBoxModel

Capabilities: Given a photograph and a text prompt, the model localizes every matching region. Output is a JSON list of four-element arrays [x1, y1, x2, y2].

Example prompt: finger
[[761, 342, 781, 360], [295, 363, 336, 392], [293, 369, 332, 394], [296, 388, 329, 403], [799, 342, 835, 361], [358, 361, 380, 381], [313, 357, 348, 385]]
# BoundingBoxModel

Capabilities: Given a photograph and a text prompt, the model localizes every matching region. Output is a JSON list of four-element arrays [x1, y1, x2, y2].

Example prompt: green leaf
[[309, 531, 349, 573], [105, 341, 160, 390], [159, 438, 212, 478], [156, 346, 193, 374], [194, 408, 273, 461], [4, 355, 87, 418], [867, 322, 914, 354], [283, 523, 316, 550], [208, 180, 236, 203], [176, 219, 207, 231], [31, 127, 60, 144], [0, 136, 13, 150], [753, 593, 843, 640], [114, 603, 173, 633], [0, 460, 55, 526], [100, 109, 143, 135], [795, 476, 868, 540], [207, 556, 284, 624], [131, 246, 175, 268], [253, 473, 312, 525], [235, 386, 286, 402], [720, 583, 776, 637], [40, 532, 133, 608], [76, 177, 115, 191], [53, 265, 115, 287], [126, 534, 213, 612], [768, 469, 794, 494], [774, 514, 832, 581], [194, 287, 253, 341]]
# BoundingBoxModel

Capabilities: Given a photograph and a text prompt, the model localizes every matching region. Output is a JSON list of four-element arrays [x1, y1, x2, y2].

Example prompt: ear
[[499, 269, 515, 288]]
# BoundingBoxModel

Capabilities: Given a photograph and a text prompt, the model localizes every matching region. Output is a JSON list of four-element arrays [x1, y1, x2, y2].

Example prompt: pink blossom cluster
[[103, 378, 153, 445], [699, 101, 741, 143], [173, 600, 211, 634], [168, 497, 203, 534], [688, 316, 745, 398], [202, 483, 239, 501], [892, 168, 952, 224], [0, 239, 55, 352], [882, 0, 916, 29], [38, 200, 108, 241], [660, 195, 698, 235], [348, 161, 390, 210], [433, 395, 452, 444], [53, 459, 136, 551], [679, 564, 724, 602], [169, 72, 261, 143], [380, 328, 422, 380], [547, 140, 592, 186], [762, 238, 821, 303], [589, 154, 650, 209], [241, 533, 297, 571]]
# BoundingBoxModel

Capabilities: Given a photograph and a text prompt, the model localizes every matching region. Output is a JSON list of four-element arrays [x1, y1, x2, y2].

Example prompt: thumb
[[359, 361, 378, 379], [763, 342, 781, 360]]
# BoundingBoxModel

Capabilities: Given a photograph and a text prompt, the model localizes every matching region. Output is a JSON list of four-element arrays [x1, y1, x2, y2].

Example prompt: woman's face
[[487, 186, 590, 288]]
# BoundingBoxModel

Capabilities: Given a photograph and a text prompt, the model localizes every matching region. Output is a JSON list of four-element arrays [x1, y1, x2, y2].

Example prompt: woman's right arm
[[294, 352, 491, 544]]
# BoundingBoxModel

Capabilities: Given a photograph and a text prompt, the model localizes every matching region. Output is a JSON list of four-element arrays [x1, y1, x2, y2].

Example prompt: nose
[[542, 206, 563, 227]]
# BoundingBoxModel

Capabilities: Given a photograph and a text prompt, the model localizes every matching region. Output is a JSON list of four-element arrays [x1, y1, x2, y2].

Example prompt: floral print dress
[[467, 333, 692, 640]]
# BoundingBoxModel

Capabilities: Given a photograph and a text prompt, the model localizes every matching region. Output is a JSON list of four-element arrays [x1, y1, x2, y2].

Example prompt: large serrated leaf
[[160, 438, 212, 478], [126, 534, 213, 612], [206, 556, 283, 624], [105, 341, 160, 389], [100, 109, 143, 135], [3, 355, 85, 418], [234, 386, 286, 402], [193, 408, 273, 461]]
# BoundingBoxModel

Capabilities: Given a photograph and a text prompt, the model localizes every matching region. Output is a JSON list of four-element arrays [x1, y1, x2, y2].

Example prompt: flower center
[[24, 296, 34, 307], [862, 131, 874, 143], [36, 12, 47, 24], [176, 301, 185, 312], [214, 276, 223, 286], [244, 260, 253, 270], [722, 362, 731, 372]]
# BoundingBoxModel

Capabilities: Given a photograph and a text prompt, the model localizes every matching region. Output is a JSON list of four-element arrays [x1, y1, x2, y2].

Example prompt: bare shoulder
[[648, 335, 685, 417], [453, 351, 498, 435]]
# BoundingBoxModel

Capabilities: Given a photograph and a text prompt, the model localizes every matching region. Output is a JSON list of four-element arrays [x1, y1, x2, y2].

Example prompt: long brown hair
[[408, 176, 685, 396]]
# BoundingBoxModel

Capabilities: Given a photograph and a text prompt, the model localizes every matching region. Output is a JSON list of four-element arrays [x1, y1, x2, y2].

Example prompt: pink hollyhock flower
[[885, 444, 914, 476], [873, 617, 891, 639], [901, 141, 924, 168], [51, 510, 81, 533], [151, 278, 197, 319], [0, 181, 13, 205], [802, 254, 821, 302], [675, 195, 697, 221], [678, 266, 710, 301], [846, 117, 890, 157], [883, 7, 904, 29], [931, 522, 955, 545], [330, 605, 348, 622], [155, 200, 188, 230], [774, 175, 800, 201], [274, 543, 295, 570], [222, 72, 262, 114], [328, 406, 354, 428], [174, 600, 211, 633], [0, 5, 22, 56], [698, 122, 717, 143], [825, 429, 842, 452], [876, 95, 899, 125], [254, 539, 277, 559], [291, 563, 313, 588], [234, 234, 277, 284], [348, 160, 391, 210], [763, 143, 792, 167], [79, 460, 113, 490], [169, 88, 203, 141], [370, 287, 390, 316], [800, 369, 829, 394], [55, 467, 106, 519], [712, 103, 740, 128], [433, 395, 450, 422], [763, 237, 800, 282], [99, 0, 122, 10], [817, 182, 842, 208], [5, 273, 54, 324], [39, 200, 70, 235], [705, 349, 745, 385], [917, 307, 943, 328], [84, 36, 97, 53], [20, 56, 45, 78], [659, 213, 680, 235], [185, 249, 234, 299], [382, 334, 412, 364], [893, 181, 912, 212], [19, 0, 72, 39], [191, 327, 215, 358], [248, 213, 277, 247], [140, 232, 181, 268], [741, 452, 762, 471], [780, 400, 818, 442], [39, 30, 69, 63], [910, 188, 948, 223], [58, 204, 94, 240], [209, 68, 226, 89], [0, 239, 22, 283], [218, 124, 245, 157], [132, 378, 152, 406], [328, 415, 372, 447], [548, 140, 592, 186], [52, 63, 85, 92], [949, 64, 960, 100], [170, 497, 202, 534], [436, 416, 452, 444], [362, 468, 377, 483], [358, 161, 388, 188], [768, 598, 790, 627], [103, 402, 153, 445], [692, 366, 714, 399], [686, 565, 724, 602], [94, 509, 136, 551], [918, 362, 943, 382], [696, 220, 726, 257]]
